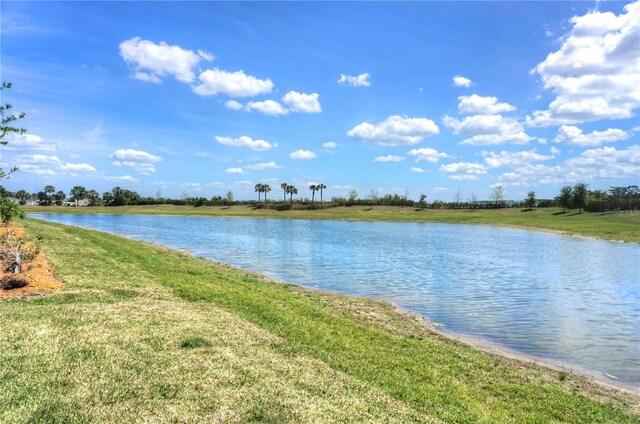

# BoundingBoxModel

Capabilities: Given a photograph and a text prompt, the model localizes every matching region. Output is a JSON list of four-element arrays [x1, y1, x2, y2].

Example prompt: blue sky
[[1, 1, 638, 201]]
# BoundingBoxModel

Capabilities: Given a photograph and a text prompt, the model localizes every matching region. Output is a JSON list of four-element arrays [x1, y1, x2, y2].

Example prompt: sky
[[1, 1, 639, 201]]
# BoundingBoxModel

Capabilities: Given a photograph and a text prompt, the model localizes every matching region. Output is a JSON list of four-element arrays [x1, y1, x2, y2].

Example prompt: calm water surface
[[31, 214, 640, 387]]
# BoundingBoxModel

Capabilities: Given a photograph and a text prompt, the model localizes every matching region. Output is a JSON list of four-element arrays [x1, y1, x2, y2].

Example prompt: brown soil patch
[[0, 227, 63, 299]]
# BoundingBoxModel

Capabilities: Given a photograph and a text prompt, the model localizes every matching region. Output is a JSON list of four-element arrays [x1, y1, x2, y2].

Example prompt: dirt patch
[[0, 228, 63, 299]]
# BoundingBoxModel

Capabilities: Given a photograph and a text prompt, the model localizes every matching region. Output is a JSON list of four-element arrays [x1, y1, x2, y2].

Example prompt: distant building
[[63, 199, 90, 207]]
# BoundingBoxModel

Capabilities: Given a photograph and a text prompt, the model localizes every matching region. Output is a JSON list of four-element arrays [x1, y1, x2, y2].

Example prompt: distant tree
[[572, 183, 588, 213], [525, 191, 537, 209], [15, 190, 29, 205], [557, 185, 572, 213], [102, 191, 114, 206], [286, 184, 297, 204], [36, 191, 50, 206], [155, 190, 163, 201], [54, 191, 66, 206], [316, 184, 327, 204], [263, 184, 271, 203], [86, 189, 100, 206], [0, 198, 24, 230], [70, 185, 87, 206], [368, 189, 378, 209], [453, 189, 462, 206], [348, 189, 358, 204], [225, 191, 234, 204], [254, 184, 262, 202], [309, 184, 317, 203], [44, 185, 55, 195], [280, 182, 288, 202], [418, 193, 427, 209], [490, 185, 505, 207], [469, 192, 478, 207], [0, 82, 25, 182]]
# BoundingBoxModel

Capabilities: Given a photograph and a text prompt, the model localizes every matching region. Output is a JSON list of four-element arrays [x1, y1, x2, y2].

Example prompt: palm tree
[[70, 185, 87, 206], [316, 184, 327, 204], [280, 182, 288, 202], [286, 185, 297, 204], [15, 190, 29, 205], [254, 183, 262, 202], [309, 184, 317, 203], [263, 184, 271, 203]]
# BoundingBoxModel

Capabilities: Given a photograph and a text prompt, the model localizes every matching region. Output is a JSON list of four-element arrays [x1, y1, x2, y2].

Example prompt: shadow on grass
[[520, 208, 534, 212]]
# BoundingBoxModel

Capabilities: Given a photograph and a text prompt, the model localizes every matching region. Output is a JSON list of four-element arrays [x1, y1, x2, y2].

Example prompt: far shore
[[22, 204, 640, 243]]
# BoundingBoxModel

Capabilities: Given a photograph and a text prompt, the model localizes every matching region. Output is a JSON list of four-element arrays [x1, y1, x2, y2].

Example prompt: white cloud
[[373, 155, 404, 163], [458, 94, 516, 114], [59, 163, 97, 172], [453, 75, 472, 87], [107, 175, 139, 183], [17, 165, 56, 176], [110, 148, 162, 175], [215, 135, 277, 151], [554, 125, 631, 146], [481, 149, 556, 169], [225, 167, 245, 174], [224, 100, 244, 111], [527, 2, 640, 126], [497, 145, 640, 186], [194, 69, 274, 98], [322, 141, 337, 149], [17, 154, 60, 165], [443, 114, 533, 145], [119, 37, 202, 84], [245, 99, 289, 116], [337, 73, 371, 87], [197, 49, 215, 62], [246, 161, 280, 170], [407, 148, 449, 163], [289, 149, 317, 160], [410, 167, 426, 173], [281, 91, 321, 113], [5, 133, 54, 151], [439, 162, 487, 181], [347, 115, 440, 146]]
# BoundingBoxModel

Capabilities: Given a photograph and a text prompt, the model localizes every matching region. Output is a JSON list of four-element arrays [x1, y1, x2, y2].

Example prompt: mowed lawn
[[1, 219, 638, 423], [22, 204, 640, 243]]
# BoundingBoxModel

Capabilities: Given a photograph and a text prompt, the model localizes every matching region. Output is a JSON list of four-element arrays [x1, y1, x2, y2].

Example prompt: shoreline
[[25, 216, 640, 395]]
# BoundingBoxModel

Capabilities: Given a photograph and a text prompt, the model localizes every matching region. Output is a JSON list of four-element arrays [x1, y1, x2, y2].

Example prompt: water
[[30, 213, 640, 387]]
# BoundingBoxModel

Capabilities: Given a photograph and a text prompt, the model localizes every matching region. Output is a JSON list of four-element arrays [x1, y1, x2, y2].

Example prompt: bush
[[0, 232, 40, 273], [274, 203, 292, 211]]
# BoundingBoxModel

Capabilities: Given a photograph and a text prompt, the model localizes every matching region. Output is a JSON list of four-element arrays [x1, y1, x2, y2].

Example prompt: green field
[[23, 204, 640, 242], [0, 218, 638, 423]]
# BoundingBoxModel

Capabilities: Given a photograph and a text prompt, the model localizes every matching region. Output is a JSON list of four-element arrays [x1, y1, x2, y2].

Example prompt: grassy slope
[[0, 219, 637, 423], [22, 204, 640, 243]]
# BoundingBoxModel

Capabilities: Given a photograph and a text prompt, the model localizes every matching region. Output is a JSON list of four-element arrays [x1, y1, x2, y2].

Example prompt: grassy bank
[[22, 204, 640, 242], [0, 219, 637, 423]]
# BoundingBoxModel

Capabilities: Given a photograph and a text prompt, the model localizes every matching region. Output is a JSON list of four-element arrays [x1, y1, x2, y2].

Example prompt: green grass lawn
[[22, 204, 640, 242], [0, 218, 638, 423]]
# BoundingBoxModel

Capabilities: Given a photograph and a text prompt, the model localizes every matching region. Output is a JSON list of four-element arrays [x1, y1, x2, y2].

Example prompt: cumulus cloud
[[554, 125, 631, 146], [194, 69, 274, 98], [373, 155, 404, 163], [481, 149, 556, 169], [453, 75, 472, 87], [410, 167, 426, 173], [119, 37, 202, 84], [224, 100, 244, 111], [107, 175, 139, 183], [439, 162, 488, 181], [110, 148, 162, 175], [5, 133, 54, 151], [281, 91, 321, 113], [15, 154, 97, 176], [245, 99, 289, 116], [527, 2, 640, 126], [458, 94, 516, 114], [443, 114, 533, 145], [225, 167, 245, 174], [347, 115, 440, 146], [497, 145, 640, 186], [407, 147, 449, 163], [289, 149, 317, 160], [59, 163, 97, 172], [246, 161, 280, 170], [322, 141, 337, 149], [337, 73, 371, 87], [215, 135, 277, 151]]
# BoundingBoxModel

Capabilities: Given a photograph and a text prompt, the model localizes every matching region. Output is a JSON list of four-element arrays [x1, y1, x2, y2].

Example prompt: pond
[[30, 213, 640, 388]]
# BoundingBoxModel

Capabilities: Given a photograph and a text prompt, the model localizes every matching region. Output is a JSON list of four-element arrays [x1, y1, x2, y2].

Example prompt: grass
[[0, 218, 637, 423], [22, 204, 640, 243]]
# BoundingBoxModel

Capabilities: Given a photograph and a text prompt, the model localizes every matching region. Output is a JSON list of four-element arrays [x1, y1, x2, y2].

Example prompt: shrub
[[274, 203, 292, 211], [0, 232, 40, 273]]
